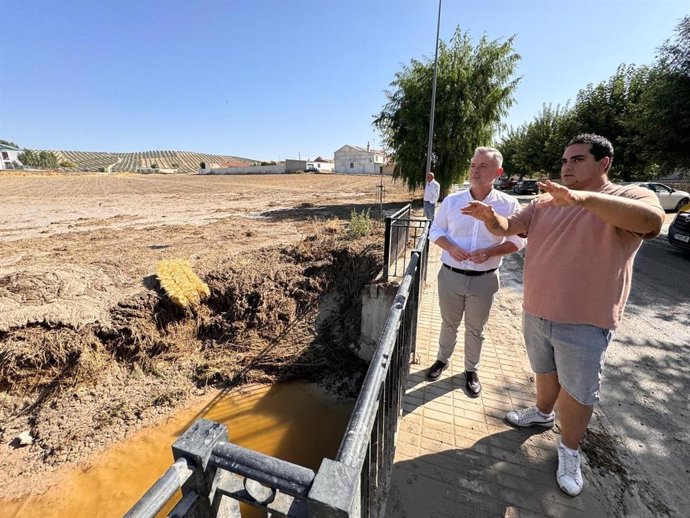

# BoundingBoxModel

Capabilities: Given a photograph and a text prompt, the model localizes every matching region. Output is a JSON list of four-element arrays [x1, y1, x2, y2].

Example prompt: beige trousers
[[436, 265, 499, 372]]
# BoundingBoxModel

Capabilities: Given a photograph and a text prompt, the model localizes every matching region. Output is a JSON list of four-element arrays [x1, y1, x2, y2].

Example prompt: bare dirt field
[[0, 172, 415, 500]]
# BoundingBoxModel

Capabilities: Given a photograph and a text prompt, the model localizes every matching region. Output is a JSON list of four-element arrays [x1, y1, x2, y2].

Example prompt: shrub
[[348, 208, 371, 238]]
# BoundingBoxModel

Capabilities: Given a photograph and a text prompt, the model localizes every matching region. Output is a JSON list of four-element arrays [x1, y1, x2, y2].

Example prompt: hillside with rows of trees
[[13, 148, 255, 173]]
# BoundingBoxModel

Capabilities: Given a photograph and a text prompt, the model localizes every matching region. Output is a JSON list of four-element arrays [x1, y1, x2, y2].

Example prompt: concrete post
[[307, 458, 361, 518], [359, 283, 398, 362], [172, 419, 232, 517]]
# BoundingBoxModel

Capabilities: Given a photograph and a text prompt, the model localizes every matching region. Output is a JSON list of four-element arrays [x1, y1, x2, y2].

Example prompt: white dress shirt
[[429, 188, 525, 271], [424, 180, 440, 204]]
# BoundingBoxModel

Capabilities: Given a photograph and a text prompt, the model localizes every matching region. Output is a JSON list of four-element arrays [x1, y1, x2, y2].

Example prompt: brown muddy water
[[2, 383, 353, 518]]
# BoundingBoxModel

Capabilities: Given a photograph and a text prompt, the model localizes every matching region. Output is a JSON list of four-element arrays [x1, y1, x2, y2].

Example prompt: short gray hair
[[474, 146, 503, 168]]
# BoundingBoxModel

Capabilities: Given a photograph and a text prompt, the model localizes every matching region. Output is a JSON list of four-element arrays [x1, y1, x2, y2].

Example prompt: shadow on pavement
[[385, 426, 605, 517]]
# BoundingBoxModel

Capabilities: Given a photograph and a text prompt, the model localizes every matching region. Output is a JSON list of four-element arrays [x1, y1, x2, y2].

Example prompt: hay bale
[[155, 260, 210, 309]]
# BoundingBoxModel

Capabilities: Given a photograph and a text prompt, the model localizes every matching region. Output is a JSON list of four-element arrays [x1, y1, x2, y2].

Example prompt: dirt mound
[[0, 326, 105, 393], [0, 229, 383, 498], [0, 265, 118, 332]]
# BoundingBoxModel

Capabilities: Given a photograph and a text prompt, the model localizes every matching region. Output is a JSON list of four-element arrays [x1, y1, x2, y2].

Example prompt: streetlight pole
[[425, 0, 442, 177]]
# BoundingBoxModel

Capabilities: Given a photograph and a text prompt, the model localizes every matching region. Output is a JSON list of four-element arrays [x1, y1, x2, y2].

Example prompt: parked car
[[499, 178, 517, 190], [304, 166, 319, 173], [629, 182, 690, 211], [668, 202, 690, 251], [512, 179, 539, 195]]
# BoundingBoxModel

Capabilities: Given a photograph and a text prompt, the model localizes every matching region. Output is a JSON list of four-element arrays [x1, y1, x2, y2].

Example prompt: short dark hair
[[567, 134, 614, 170]]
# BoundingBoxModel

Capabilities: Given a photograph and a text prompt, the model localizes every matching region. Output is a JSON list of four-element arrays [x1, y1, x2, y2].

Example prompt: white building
[[307, 156, 334, 172], [0, 143, 22, 170], [334, 144, 386, 174]]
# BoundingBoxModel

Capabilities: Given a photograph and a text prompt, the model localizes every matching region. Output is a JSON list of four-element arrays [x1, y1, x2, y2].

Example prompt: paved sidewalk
[[385, 247, 612, 518]]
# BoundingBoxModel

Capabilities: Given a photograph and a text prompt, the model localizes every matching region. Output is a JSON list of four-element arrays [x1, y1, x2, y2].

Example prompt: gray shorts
[[523, 312, 613, 405]]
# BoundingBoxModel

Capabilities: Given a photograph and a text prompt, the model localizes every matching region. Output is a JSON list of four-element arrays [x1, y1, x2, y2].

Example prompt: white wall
[[204, 159, 307, 175], [0, 148, 21, 170], [308, 160, 334, 172], [334, 150, 385, 174]]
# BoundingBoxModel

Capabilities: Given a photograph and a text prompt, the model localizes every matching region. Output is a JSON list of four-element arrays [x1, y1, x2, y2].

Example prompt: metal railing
[[125, 219, 430, 518], [382, 204, 430, 285], [382, 204, 411, 282]]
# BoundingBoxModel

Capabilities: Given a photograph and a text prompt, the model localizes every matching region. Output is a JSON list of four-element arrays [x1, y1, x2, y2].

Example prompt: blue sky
[[1, 0, 687, 161]]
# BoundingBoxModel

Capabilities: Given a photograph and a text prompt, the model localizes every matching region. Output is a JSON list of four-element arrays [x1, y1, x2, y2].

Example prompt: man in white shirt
[[423, 172, 441, 220], [427, 147, 525, 397]]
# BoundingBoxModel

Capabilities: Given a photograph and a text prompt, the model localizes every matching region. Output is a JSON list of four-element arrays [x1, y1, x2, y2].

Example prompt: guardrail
[[125, 219, 430, 518], [383, 204, 428, 282]]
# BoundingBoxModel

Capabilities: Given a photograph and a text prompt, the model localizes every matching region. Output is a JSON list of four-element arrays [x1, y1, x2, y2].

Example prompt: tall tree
[[501, 103, 574, 179], [374, 27, 521, 196], [499, 125, 528, 178], [636, 15, 690, 172], [569, 64, 653, 181]]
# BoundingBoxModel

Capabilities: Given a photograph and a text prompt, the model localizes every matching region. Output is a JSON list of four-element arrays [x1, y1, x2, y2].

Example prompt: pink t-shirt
[[508, 183, 661, 330]]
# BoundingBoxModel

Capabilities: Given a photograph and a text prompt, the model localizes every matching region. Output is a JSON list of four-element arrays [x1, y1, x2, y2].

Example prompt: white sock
[[559, 442, 579, 455], [537, 408, 553, 417]]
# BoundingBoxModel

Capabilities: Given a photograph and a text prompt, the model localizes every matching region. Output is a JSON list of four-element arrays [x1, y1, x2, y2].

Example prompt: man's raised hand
[[537, 180, 584, 207], [461, 201, 495, 222]]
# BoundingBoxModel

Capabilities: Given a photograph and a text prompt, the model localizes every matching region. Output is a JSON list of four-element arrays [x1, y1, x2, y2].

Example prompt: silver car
[[628, 182, 690, 211]]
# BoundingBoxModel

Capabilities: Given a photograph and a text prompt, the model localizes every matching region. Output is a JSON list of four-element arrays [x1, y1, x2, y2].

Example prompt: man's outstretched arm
[[539, 180, 664, 235], [460, 201, 521, 236]]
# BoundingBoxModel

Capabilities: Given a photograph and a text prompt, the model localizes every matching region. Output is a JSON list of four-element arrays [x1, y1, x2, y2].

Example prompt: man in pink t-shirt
[[461, 134, 664, 497]]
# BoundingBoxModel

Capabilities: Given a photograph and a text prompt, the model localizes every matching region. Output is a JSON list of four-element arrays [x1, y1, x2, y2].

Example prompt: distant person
[[461, 134, 664, 496], [423, 172, 441, 220], [427, 147, 524, 399]]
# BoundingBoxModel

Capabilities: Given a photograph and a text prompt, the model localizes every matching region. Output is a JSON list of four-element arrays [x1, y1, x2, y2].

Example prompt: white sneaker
[[557, 442, 584, 496], [505, 405, 555, 428]]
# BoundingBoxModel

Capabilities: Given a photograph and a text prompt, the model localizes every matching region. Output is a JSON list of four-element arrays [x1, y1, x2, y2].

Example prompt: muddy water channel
[[3, 383, 353, 518]]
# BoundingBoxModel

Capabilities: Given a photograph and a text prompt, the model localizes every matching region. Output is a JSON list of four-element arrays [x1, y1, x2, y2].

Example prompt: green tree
[[636, 15, 690, 172], [497, 17, 689, 183], [569, 65, 652, 180], [499, 125, 528, 178], [501, 103, 574, 179], [17, 149, 60, 169], [0, 139, 19, 148], [38, 151, 59, 169], [374, 27, 521, 196], [17, 150, 36, 166]]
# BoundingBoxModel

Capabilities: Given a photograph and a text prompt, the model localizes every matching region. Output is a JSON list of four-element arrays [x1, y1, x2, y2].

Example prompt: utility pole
[[425, 0, 442, 177]]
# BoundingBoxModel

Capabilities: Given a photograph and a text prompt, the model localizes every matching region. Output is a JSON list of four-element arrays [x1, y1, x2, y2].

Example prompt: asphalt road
[[599, 229, 690, 515]]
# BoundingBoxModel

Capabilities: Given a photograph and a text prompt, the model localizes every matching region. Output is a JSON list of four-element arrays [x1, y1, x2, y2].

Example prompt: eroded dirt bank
[[2, 232, 384, 499], [0, 172, 415, 500]]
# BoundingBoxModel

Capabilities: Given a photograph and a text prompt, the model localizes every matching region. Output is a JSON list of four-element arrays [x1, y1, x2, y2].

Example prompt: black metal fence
[[125, 219, 430, 518], [382, 205, 431, 284]]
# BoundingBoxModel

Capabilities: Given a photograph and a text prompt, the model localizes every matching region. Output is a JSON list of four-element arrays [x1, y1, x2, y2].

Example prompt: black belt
[[443, 264, 496, 277]]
